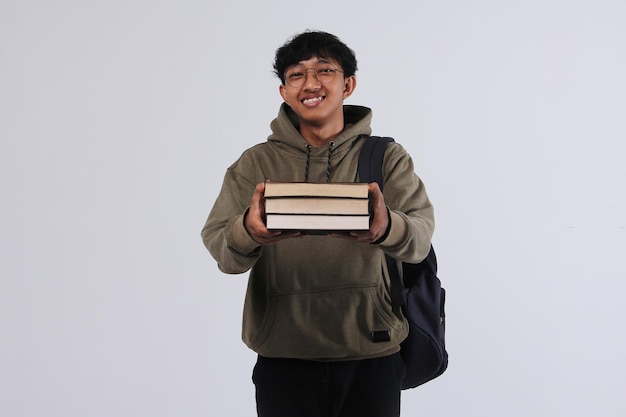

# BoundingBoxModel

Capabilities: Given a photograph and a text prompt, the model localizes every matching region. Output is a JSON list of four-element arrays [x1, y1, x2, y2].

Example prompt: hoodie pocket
[[247, 285, 406, 359]]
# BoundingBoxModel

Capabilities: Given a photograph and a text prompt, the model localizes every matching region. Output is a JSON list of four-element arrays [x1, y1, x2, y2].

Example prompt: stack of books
[[264, 182, 370, 231]]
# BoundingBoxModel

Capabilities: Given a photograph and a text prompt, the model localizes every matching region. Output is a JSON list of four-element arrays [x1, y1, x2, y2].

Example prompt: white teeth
[[303, 97, 323, 105]]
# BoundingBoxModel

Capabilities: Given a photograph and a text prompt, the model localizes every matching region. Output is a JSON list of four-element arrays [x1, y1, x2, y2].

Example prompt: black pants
[[253, 353, 405, 417]]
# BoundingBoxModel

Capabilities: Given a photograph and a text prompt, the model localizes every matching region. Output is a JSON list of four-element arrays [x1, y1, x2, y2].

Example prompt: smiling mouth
[[302, 96, 324, 106]]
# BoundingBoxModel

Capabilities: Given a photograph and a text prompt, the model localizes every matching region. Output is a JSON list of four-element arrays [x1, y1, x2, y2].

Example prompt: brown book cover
[[265, 197, 369, 215], [264, 182, 369, 198]]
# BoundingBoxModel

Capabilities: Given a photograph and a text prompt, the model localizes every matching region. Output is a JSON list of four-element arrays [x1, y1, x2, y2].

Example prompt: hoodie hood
[[268, 103, 373, 154], [267, 103, 373, 182]]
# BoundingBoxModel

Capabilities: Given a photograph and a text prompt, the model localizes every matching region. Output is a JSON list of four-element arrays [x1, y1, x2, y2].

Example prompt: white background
[[2, 1, 625, 416]]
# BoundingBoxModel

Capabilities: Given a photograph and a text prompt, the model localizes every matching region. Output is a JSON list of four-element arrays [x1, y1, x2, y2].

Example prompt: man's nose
[[303, 68, 321, 88]]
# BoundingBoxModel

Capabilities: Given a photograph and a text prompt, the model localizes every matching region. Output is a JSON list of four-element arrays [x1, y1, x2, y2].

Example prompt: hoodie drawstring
[[303, 141, 335, 182], [326, 141, 335, 182], [304, 144, 312, 182]]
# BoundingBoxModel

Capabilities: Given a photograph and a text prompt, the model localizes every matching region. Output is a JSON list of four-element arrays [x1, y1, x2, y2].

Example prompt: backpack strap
[[358, 135, 393, 187], [358, 136, 404, 307]]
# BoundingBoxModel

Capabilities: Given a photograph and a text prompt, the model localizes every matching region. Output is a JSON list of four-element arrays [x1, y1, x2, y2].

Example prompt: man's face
[[279, 56, 356, 129]]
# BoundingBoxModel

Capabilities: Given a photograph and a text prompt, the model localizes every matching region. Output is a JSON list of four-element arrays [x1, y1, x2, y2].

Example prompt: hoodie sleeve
[[376, 142, 435, 263], [201, 162, 263, 274]]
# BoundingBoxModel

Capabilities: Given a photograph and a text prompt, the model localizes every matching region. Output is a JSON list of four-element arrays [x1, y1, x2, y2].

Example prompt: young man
[[201, 31, 434, 417]]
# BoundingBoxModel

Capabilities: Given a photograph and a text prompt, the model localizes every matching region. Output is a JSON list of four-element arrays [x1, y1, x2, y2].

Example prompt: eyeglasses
[[284, 62, 344, 88]]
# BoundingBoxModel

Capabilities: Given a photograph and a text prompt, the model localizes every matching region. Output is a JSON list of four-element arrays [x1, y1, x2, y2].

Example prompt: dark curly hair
[[273, 31, 358, 84]]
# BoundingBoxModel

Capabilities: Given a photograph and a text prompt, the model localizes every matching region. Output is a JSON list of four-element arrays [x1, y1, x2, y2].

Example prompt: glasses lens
[[314, 63, 338, 84], [285, 63, 338, 88]]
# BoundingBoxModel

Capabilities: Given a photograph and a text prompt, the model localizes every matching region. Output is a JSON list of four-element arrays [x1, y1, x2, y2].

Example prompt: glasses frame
[[284, 63, 344, 88]]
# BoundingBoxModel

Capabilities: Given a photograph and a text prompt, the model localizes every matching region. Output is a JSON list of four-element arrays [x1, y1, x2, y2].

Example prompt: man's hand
[[329, 182, 390, 244], [244, 182, 302, 245]]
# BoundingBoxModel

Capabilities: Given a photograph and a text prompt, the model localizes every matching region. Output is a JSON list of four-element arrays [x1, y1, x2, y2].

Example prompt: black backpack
[[358, 135, 448, 389]]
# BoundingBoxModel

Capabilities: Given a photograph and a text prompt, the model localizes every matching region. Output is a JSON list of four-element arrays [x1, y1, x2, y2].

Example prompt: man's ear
[[343, 76, 357, 99], [279, 84, 289, 104]]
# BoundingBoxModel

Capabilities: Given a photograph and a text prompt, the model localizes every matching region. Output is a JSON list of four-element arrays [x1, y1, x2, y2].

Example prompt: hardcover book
[[264, 182, 370, 231]]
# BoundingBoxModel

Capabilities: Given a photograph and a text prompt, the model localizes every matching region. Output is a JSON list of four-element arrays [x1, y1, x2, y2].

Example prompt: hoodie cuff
[[232, 210, 262, 254], [377, 210, 406, 248]]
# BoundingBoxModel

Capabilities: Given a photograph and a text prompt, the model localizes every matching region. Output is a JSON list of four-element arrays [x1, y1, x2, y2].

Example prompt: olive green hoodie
[[201, 103, 434, 360]]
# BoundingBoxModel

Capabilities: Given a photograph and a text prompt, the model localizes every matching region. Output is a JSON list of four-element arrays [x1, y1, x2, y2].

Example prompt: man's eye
[[288, 72, 304, 78], [318, 68, 334, 74]]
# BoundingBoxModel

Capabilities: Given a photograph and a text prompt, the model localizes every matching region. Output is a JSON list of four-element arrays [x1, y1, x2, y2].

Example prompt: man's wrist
[[372, 207, 392, 245], [234, 209, 263, 251]]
